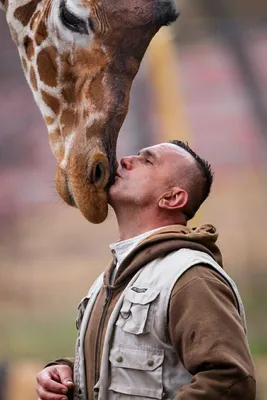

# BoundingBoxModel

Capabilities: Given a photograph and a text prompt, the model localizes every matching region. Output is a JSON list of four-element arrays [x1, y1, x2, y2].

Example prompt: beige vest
[[74, 249, 246, 400]]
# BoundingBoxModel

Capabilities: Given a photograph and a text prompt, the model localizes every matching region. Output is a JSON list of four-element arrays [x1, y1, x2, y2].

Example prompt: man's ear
[[158, 187, 188, 211]]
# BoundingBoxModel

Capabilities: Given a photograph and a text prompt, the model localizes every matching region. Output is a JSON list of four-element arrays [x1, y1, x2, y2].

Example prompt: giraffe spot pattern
[[37, 47, 58, 87], [62, 86, 76, 104], [86, 75, 103, 109], [1, 0, 8, 11], [41, 90, 60, 115], [60, 109, 77, 137], [61, 56, 78, 85], [49, 129, 61, 141], [30, 66, 38, 91], [24, 35, 35, 60], [22, 57, 28, 73], [9, 25, 19, 45], [45, 116, 55, 125], [85, 118, 101, 139], [14, 0, 41, 27], [35, 18, 48, 46], [30, 10, 40, 30], [49, 130, 64, 158]]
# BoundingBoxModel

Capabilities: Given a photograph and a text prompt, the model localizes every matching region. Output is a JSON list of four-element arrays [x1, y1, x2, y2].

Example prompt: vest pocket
[[116, 287, 160, 335], [109, 346, 164, 399]]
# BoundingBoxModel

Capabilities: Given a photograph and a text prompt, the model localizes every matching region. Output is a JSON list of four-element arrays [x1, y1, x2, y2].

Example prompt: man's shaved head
[[168, 140, 214, 220], [109, 140, 213, 235]]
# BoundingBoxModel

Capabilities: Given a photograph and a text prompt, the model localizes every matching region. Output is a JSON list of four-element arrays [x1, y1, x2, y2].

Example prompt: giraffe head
[[2, 0, 179, 223]]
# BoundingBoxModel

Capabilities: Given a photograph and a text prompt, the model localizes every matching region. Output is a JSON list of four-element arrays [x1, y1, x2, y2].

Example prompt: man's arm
[[168, 265, 256, 399]]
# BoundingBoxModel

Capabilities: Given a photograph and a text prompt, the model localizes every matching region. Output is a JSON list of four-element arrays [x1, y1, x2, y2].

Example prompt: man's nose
[[120, 156, 134, 170]]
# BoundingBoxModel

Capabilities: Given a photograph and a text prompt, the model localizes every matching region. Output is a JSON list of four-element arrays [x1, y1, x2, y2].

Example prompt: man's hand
[[36, 365, 74, 400]]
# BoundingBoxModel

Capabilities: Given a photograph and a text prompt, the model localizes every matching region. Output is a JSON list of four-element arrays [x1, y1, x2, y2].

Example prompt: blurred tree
[[199, 0, 267, 140], [177, 0, 267, 41], [175, 0, 267, 140]]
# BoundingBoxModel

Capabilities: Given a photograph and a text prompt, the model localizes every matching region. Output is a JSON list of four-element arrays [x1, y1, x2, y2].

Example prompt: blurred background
[[0, 0, 267, 398]]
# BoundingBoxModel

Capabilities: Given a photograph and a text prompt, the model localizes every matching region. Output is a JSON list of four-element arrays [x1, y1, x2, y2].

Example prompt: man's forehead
[[140, 143, 193, 162]]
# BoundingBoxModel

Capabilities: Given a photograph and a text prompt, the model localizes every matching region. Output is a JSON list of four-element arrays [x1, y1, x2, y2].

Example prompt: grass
[[242, 273, 267, 357], [0, 314, 77, 363]]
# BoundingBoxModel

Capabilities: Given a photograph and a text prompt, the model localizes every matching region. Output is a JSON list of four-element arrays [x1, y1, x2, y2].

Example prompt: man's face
[[108, 142, 192, 209]]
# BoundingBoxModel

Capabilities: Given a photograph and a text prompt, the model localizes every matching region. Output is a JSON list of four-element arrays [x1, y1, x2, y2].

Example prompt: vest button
[[147, 359, 154, 367], [116, 355, 123, 363]]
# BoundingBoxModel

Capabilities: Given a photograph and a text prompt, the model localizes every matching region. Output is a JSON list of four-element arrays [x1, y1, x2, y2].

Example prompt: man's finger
[[37, 392, 68, 400], [40, 376, 69, 394], [37, 368, 70, 395], [37, 384, 68, 400], [56, 365, 74, 387]]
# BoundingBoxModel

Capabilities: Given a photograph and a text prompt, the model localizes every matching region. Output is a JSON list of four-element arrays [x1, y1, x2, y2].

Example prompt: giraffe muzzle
[[55, 152, 110, 223]]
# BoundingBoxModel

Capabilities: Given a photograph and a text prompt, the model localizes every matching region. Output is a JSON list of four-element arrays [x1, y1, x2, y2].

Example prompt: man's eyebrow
[[137, 149, 158, 160]]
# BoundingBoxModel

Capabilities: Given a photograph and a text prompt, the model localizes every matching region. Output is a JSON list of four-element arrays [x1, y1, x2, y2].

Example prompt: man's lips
[[115, 171, 122, 178]]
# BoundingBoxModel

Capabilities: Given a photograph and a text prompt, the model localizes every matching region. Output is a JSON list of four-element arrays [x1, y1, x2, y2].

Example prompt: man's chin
[[107, 187, 123, 211], [107, 188, 115, 207]]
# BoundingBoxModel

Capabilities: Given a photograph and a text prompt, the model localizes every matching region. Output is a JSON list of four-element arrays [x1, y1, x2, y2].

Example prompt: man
[[36, 140, 256, 400]]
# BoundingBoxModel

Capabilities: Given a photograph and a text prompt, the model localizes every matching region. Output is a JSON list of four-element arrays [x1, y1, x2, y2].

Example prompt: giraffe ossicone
[[1, 0, 179, 223]]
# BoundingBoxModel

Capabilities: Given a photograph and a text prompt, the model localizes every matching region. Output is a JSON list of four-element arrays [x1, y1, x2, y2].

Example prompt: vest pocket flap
[[124, 286, 160, 305], [109, 346, 164, 371]]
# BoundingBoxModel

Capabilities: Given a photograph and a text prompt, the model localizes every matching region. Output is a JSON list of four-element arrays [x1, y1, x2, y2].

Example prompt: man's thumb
[[64, 379, 74, 388], [58, 366, 74, 387]]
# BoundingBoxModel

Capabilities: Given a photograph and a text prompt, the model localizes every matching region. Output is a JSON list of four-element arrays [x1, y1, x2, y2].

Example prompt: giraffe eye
[[60, 1, 89, 35]]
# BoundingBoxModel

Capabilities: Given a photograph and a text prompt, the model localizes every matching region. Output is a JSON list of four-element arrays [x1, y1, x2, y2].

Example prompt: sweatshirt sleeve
[[168, 265, 256, 400], [44, 357, 75, 370]]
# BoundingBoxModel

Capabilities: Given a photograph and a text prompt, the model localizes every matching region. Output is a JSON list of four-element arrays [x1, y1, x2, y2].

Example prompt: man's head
[[108, 140, 213, 224]]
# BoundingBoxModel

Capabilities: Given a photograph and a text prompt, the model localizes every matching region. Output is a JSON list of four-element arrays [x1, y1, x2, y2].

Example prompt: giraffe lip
[[65, 172, 76, 206], [105, 171, 116, 189]]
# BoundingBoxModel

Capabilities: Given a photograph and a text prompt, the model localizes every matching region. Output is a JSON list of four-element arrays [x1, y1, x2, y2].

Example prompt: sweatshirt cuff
[[44, 358, 74, 370]]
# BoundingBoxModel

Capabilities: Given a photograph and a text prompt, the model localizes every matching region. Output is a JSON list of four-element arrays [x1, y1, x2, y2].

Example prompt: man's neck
[[115, 207, 186, 241]]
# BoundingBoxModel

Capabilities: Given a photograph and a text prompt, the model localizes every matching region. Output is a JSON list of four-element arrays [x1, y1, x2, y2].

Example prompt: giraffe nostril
[[95, 163, 104, 183], [91, 161, 107, 187]]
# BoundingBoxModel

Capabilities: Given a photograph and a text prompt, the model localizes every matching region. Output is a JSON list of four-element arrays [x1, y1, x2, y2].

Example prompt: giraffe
[[1, 0, 179, 223]]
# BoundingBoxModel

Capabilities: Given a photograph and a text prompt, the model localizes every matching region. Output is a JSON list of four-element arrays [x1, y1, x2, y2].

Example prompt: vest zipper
[[94, 285, 113, 385]]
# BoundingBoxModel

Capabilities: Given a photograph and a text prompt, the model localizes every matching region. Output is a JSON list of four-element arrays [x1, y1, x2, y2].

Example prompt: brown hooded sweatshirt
[[54, 224, 256, 399]]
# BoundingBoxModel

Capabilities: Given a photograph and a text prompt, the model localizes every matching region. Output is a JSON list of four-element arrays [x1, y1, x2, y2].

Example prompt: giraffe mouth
[[55, 167, 76, 208], [65, 173, 76, 207]]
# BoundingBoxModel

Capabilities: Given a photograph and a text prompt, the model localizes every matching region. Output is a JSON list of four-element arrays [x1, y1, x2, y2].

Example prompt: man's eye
[[60, 1, 90, 35], [145, 159, 153, 165]]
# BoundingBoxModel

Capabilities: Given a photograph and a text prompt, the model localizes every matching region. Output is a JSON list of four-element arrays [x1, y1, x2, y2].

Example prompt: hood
[[146, 224, 222, 266], [104, 224, 222, 287]]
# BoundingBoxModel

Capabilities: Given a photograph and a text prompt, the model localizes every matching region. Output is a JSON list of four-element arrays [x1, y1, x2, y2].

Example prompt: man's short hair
[[168, 140, 214, 220]]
